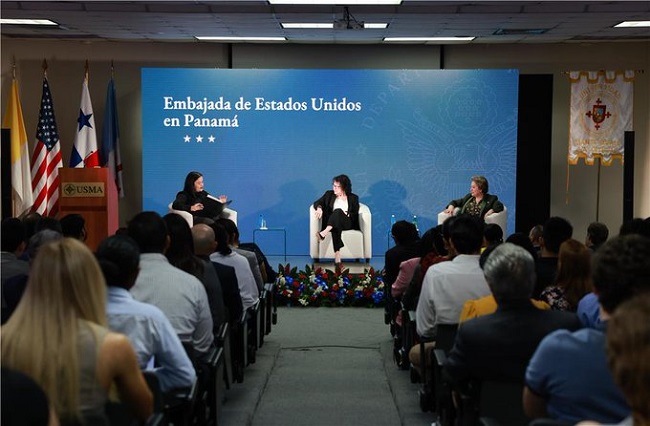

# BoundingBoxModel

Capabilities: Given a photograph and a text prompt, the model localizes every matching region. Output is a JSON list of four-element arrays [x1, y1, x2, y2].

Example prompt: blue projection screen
[[142, 68, 519, 258]]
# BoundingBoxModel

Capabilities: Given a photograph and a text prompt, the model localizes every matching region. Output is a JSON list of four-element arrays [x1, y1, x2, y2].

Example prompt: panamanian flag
[[70, 69, 100, 168]]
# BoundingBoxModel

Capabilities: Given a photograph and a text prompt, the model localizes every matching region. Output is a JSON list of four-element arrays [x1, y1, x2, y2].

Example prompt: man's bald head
[[192, 223, 216, 256]]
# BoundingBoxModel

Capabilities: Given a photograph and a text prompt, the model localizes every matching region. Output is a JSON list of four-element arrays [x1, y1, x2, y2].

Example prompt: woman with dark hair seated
[[313, 174, 360, 265], [172, 171, 229, 225]]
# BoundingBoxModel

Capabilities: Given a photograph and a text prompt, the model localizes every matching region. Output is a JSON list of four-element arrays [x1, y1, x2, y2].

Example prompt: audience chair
[[309, 203, 372, 263], [216, 322, 233, 390], [456, 379, 530, 426], [231, 310, 248, 383], [394, 306, 416, 371], [104, 371, 167, 426], [247, 300, 261, 365], [416, 323, 459, 413], [264, 282, 275, 335], [167, 202, 238, 227], [437, 207, 508, 236], [433, 349, 456, 426]]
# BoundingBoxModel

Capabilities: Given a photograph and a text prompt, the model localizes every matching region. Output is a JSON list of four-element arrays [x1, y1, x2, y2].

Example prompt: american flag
[[31, 76, 63, 217]]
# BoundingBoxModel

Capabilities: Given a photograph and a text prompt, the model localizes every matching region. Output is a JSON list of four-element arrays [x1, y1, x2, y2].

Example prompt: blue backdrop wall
[[142, 68, 519, 257]]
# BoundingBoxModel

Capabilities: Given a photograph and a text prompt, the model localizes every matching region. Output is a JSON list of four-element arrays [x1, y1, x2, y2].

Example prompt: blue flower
[[372, 291, 384, 304]]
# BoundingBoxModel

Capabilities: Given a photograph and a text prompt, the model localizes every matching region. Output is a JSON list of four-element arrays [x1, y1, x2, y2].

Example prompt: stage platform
[[266, 255, 385, 274]]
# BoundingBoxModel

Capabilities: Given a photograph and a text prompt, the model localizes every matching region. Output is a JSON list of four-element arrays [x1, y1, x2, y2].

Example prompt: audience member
[[2, 229, 63, 324], [533, 216, 573, 299], [539, 239, 592, 311], [209, 222, 259, 310], [529, 224, 544, 256], [401, 225, 450, 314], [410, 215, 490, 369], [97, 234, 196, 392], [2, 366, 58, 426], [1, 238, 152, 424], [217, 218, 264, 291], [577, 294, 650, 426], [59, 213, 87, 241], [128, 211, 214, 358], [524, 234, 650, 423], [1, 218, 29, 284], [34, 216, 63, 234], [586, 222, 609, 252], [163, 213, 224, 334], [578, 217, 649, 330], [460, 243, 549, 323], [445, 243, 580, 387], [21, 212, 42, 243], [482, 222, 503, 248], [618, 217, 650, 238], [384, 220, 420, 325], [505, 231, 538, 260], [192, 224, 240, 325]]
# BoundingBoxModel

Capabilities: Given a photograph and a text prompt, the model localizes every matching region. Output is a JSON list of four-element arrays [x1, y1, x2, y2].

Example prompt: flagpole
[[596, 157, 601, 222]]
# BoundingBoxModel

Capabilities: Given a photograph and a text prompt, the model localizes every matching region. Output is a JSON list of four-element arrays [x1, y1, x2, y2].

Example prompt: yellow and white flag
[[2, 76, 34, 216], [568, 70, 634, 165]]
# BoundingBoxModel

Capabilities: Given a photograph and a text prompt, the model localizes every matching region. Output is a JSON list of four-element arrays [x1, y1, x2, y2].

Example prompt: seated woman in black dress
[[443, 175, 503, 219], [172, 171, 229, 225], [313, 174, 360, 265]]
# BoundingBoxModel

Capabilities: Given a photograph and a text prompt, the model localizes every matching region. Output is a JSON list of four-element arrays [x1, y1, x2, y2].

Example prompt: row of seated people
[[1, 210, 279, 425], [383, 214, 650, 426]]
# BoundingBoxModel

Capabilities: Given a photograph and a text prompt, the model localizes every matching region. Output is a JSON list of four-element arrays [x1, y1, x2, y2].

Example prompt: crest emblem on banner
[[586, 98, 611, 129], [568, 70, 634, 165]]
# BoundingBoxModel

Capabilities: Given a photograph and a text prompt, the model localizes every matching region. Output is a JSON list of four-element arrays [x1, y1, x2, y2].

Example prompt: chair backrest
[[435, 323, 459, 352], [463, 379, 529, 426]]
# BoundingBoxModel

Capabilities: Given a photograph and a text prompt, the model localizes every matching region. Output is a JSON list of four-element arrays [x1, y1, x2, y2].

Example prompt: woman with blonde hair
[[1, 238, 152, 425], [540, 238, 592, 311]]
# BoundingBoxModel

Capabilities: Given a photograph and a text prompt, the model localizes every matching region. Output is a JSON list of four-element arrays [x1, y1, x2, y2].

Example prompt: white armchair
[[310, 203, 372, 263], [167, 202, 238, 227], [437, 206, 508, 236]]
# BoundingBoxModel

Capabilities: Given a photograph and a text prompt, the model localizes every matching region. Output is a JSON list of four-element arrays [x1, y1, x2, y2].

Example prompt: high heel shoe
[[315, 231, 325, 241]]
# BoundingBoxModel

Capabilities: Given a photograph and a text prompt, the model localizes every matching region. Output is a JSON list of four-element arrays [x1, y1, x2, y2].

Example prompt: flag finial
[[11, 57, 16, 79], [42, 59, 48, 71], [110, 60, 115, 78], [85, 59, 89, 80]]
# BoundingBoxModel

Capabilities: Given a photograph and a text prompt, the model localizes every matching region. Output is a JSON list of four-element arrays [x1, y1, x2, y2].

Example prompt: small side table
[[253, 227, 287, 261]]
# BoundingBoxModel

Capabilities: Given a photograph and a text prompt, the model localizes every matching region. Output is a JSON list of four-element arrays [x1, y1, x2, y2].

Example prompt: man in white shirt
[[411, 215, 490, 367], [128, 211, 214, 358]]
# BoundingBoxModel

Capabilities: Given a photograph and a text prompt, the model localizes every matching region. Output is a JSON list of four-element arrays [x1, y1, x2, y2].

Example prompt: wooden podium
[[59, 168, 119, 251]]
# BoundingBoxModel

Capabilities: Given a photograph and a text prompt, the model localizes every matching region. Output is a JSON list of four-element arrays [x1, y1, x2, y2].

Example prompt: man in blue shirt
[[524, 235, 650, 423], [97, 234, 196, 392]]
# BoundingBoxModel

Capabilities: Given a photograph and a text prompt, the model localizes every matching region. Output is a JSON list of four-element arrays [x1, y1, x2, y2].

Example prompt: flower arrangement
[[275, 264, 385, 307]]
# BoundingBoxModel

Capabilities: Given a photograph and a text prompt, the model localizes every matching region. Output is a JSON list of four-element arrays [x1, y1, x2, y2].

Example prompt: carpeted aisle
[[219, 306, 435, 426]]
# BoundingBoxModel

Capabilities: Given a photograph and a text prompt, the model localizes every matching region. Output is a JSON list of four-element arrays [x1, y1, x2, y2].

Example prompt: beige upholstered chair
[[168, 200, 238, 227], [309, 203, 372, 263], [437, 206, 508, 235]]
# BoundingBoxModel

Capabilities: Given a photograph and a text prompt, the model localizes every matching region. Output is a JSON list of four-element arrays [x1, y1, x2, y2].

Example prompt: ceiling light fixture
[[615, 21, 650, 28], [269, 0, 401, 4], [0, 19, 58, 26], [282, 22, 388, 29], [384, 36, 475, 43], [195, 36, 287, 42]]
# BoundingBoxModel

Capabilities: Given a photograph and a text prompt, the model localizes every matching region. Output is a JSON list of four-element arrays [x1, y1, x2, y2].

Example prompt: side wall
[[1, 40, 648, 240]]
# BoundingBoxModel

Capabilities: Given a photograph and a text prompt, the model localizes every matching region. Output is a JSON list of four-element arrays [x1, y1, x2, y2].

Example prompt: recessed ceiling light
[[195, 36, 287, 42], [615, 21, 650, 28], [384, 36, 475, 43], [282, 23, 334, 29], [0, 19, 58, 26], [270, 0, 401, 4], [363, 23, 389, 29], [281, 22, 388, 29]]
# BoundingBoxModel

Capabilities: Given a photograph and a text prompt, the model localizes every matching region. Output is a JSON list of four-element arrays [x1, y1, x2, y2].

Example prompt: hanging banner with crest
[[568, 70, 634, 166]]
